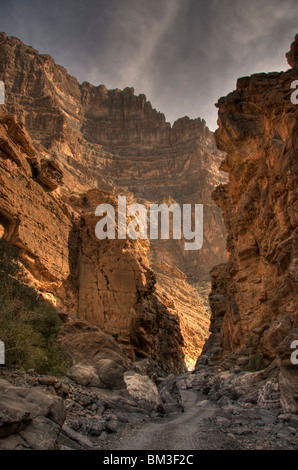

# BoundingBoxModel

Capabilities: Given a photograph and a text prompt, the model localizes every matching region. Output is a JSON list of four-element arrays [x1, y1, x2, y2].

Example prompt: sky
[[0, 0, 298, 130]]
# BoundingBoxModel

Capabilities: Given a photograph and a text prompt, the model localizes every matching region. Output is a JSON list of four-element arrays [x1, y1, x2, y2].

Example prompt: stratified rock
[[0, 109, 186, 374], [0, 32, 218, 370], [0, 111, 78, 308], [0, 32, 227, 283], [61, 191, 187, 373], [153, 260, 210, 369], [37, 159, 63, 190], [203, 34, 298, 413]]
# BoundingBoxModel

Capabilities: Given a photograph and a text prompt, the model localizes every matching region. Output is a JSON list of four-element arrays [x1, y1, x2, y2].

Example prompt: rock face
[[0, 32, 227, 369], [0, 111, 77, 308], [0, 32, 226, 282], [0, 109, 188, 373], [152, 260, 210, 369], [203, 35, 298, 412]]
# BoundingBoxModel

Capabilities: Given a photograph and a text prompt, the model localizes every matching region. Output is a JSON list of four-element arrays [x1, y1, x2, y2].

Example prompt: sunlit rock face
[[0, 31, 227, 371], [0, 32, 228, 370], [0, 110, 188, 373], [204, 35, 298, 374], [0, 112, 77, 306], [0, 32, 227, 281]]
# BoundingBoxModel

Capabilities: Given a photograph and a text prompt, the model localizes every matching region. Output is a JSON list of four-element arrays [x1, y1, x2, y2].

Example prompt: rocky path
[[104, 390, 217, 450], [1, 368, 297, 450], [102, 387, 298, 451]]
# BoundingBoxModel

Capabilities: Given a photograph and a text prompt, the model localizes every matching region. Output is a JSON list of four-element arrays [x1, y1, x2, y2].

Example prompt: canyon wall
[[203, 36, 298, 411], [0, 32, 226, 281], [0, 33, 227, 370], [0, 110, 187, 373], [0, 32, 228, 369]]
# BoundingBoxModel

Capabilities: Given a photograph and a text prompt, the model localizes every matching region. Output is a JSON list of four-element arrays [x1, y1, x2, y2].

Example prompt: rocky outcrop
[[202, 35, 298, 413], [63, 191, 187, 371], [152, 260, 210, 369], [0, 379, 66, 450]]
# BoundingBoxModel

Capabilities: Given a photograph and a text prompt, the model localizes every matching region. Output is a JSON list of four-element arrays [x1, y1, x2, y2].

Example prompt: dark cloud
[[0, 0, 298, 130]]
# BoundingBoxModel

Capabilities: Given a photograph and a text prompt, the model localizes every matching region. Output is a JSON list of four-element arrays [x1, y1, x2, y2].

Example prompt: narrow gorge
[[0, 32, 297, 451]]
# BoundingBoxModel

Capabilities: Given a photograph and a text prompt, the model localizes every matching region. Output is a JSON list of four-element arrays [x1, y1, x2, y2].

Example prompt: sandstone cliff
[[0, 32, 226, 281], [202, 35, 298, 412], [0, 110, 189, 373], [0, 32, 228, 368]]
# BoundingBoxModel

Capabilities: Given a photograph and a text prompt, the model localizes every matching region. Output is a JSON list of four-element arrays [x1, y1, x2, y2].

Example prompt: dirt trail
[[94, 383, 297, 451], [104, 390, 218, 450]]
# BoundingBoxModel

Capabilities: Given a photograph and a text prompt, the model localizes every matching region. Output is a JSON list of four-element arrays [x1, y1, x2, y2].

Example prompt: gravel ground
[[101, 389, 298, 450]]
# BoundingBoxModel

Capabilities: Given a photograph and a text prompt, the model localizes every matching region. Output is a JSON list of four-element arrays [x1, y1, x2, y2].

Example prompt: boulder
[[96, 359, 126, 389], [67, 364, 101, 387], [123, 371, 163, 412], [157, 374, 183, 414], [0, 379, 66, 450]]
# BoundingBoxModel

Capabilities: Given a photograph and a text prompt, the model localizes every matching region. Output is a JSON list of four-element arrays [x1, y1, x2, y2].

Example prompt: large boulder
[[67, 364, 101, 388], [157, 374, 183, 414], [67, 360, 126, 390], [0, 380, 66, 450], [61, 320, 129, 389], [96, 359, 126, 389], [123, 371, 163, 412]]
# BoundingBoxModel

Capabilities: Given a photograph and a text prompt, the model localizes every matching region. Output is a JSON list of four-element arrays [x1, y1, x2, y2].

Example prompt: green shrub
[[244, 353, 267, 372], [0, 238, 68, 375]]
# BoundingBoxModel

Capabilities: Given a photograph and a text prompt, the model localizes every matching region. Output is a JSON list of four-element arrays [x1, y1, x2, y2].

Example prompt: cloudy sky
[[1, 0, 298, 130]]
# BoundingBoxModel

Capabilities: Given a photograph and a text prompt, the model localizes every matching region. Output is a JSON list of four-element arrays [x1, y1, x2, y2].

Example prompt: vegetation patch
[[244, 353, 267, 372], [0, 238, 68, 375]]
